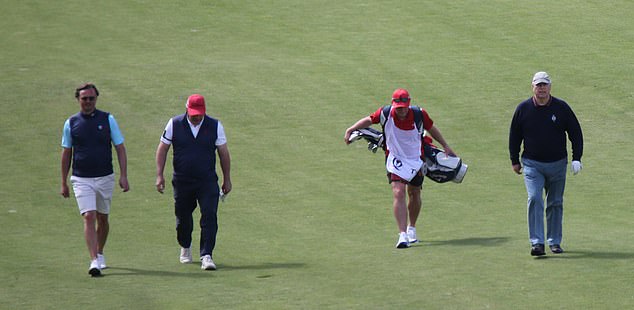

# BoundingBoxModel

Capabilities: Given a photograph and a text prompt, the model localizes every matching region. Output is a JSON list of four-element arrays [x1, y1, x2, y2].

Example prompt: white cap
[[532, 71, 551, 85]]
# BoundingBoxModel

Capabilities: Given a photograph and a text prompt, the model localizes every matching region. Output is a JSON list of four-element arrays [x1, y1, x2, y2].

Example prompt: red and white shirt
[[369, 106, 434, 157]]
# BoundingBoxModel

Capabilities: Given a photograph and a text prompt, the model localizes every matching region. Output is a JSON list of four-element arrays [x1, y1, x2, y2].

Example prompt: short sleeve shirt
[[160, 117, 227, 146], [369, 106, 434, 130], [61, 114, 124, 148]]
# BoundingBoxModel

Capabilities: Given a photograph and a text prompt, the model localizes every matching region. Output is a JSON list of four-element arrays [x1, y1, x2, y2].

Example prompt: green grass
[[1, 0, 633, 309]]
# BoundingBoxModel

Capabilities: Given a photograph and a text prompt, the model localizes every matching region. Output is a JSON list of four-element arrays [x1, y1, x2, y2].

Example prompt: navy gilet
[[69, 109, 113, 177], [171, 114, 218, 182]]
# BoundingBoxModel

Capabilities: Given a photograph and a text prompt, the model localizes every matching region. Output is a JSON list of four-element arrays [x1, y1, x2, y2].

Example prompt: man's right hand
[[512, 164, 522, 175], [60, 183, 70, 198], [156, 175, 165, 194], [344, 129, 353, 145]]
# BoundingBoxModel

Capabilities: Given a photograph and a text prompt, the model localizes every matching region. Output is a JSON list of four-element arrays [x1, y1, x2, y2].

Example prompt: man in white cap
[[509, 72, 584, 256], [155, 94, 232, 270], [344, 88, 456, 248]]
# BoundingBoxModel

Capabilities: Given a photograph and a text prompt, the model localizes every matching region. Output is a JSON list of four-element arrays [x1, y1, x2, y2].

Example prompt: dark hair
[[75, 83, 100, 98]]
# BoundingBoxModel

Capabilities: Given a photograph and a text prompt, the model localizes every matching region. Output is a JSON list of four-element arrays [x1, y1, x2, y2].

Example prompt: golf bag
[[424, 146, 468, 183], [348, 127, 468, 184], [348, 105, 430, 155]]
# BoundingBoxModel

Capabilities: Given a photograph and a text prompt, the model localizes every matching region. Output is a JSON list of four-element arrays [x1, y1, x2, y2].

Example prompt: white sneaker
[[396, 232, 410, 249], [89, 259, 102, 277], [201, 255, 217, 270], [180, 247, 193, 264], [407, 226, 419, 243], [97, 253, 107, 269]]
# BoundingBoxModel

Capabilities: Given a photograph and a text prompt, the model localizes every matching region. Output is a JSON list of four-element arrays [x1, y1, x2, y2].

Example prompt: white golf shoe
[[89, 259, 101, 277], [407, 226, 419, 244], [97, 253, 107, 269], [201, 255, 217, 270], [180, 247, 193, 264], [396, 232, 410, 249]]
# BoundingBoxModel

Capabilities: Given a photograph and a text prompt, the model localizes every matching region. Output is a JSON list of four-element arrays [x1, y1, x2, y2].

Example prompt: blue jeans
[[522, 158, 567, 246]]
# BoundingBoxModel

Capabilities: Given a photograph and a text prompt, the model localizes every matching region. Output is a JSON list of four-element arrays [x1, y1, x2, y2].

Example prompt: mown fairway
[[1, 1, 633, 309]]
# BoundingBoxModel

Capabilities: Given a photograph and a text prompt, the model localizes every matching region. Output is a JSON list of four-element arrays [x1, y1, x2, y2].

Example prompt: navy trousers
[[172, 178, 220, 258]]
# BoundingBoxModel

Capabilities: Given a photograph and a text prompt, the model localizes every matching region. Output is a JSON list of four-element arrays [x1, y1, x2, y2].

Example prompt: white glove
[[571, 161, 582, 175]]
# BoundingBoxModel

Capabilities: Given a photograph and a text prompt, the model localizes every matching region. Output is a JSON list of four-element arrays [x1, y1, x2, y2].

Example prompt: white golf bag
[[348, 127, 468, 183]]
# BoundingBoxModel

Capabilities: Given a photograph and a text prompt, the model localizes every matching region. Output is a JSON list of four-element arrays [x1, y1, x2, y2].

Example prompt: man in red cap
[[155, 94, 232, 270], [344, 88, 456, 248]]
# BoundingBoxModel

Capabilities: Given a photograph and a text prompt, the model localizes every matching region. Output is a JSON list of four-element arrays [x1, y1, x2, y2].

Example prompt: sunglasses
[[392, 97, 410, 103], [80, 96, 96, 101]]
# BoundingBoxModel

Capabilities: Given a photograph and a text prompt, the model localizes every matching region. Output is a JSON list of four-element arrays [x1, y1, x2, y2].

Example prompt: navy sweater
[[509, 96, 583, 165]]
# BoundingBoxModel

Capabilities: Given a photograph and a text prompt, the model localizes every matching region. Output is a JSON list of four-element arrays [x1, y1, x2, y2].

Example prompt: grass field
[[1, 1, 633, 309]]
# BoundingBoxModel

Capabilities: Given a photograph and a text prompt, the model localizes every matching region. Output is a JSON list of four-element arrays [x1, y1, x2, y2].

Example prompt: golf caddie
[[344, 88, 457, 248]]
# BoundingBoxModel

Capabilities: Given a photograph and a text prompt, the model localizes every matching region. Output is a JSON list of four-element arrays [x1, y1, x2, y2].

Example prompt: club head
[[368, 142, 379, 153], [348, 131, 363, 142]]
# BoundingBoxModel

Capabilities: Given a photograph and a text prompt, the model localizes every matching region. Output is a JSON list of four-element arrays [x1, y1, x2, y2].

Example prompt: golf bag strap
[[380, 105, 431, 158], [379, 105, 424, 135]]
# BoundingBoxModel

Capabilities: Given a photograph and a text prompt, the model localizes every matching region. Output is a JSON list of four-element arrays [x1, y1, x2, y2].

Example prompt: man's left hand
[[571, 161, 582, 175]]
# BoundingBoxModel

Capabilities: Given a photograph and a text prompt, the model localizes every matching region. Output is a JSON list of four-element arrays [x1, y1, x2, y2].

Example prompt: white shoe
[[89, 259, 102, 277], [396, 232, 410, 249], [97, 253, 107, 269], [407, 226, 419, 243], [180, 248, 193, 264], [201, 255, 217, 270]]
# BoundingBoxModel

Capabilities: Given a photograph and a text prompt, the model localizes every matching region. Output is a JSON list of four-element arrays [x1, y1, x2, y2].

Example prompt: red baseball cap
[[186, 94, 206, 116], [391, 88, 411, 108]]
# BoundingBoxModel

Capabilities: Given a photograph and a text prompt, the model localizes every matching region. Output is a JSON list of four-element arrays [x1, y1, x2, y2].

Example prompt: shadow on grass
[[102, 262, 305, 277], [218, 262, 305, 271], [219, 263, 307, 279], [425, 236, 511, 247], [102, 267, 211, 278], [535, 250, 634, 260], [425, 238, 634, 260]]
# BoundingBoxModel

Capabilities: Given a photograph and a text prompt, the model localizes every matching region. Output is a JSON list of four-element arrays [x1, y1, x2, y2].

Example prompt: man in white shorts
[[60, 83, 130, 277]]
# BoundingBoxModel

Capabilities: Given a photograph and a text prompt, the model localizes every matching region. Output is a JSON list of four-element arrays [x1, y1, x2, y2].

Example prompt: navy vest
[[171, 114, 218, 182], [69, 109, 113, 177]]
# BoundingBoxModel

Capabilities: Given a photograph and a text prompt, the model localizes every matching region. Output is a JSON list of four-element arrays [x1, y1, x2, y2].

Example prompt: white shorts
[[70, 174, 115, 215]]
